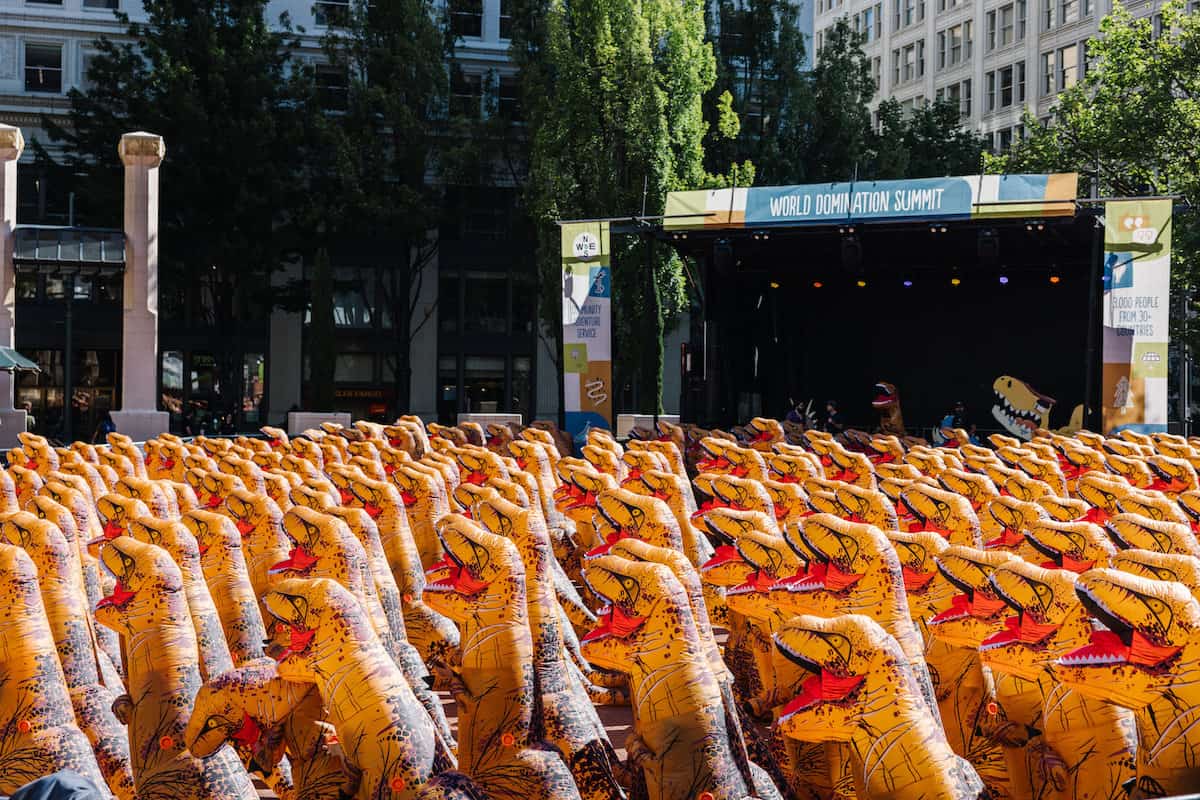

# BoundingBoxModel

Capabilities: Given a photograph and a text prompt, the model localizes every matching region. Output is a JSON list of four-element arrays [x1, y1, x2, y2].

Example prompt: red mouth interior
[[463, 471, 487, 486], [981, 614, 1060, 649], [400, 491, 417, 507], [1061, 628, 1182, 668], [730, 569, 777, 595], [586, 530, 635, 558], [276, 625, 316, 660], [696, 456, 732, 472], [205, 494, 224, 509], [984, 528, 1026, 549], [780, 669, 866, 718], [235, 519, 254, 536], [364, 503, 383, 519], [429, 560, 490, 596], [1040, 554, 1094, 573], [102, 519, 124, 539], [828, 469, 859, 483], [97, 581, 136, 610], [581, 604, 647, 643], [270, 546, 319, 575], [1078, 506, 1110, 525], [691, 498, 731, 520], [1148, 476, 1190, 493], [785, 561, 864, 593], [930, 591, 1008, 624], [338, 488, 355, 505], [700, 544, 743, 571], [231, 713, 262, 746], [901, 566, 936, 593]]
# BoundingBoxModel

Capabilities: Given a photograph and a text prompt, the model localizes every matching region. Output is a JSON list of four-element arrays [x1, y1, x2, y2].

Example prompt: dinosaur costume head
[[929, 546, 1017, 648], [1103, 512, 1200, 557], [226, 487, 283, 539], [263, 576, 377, 683], [991, 376, 1055, 440], [1055, 568, 1200, 709], [745, 417, 784, 450], [937, 469, 999, 511], [979, 560, 1092, 682], [898, 483, 981, 545], [94, 535, 185, 634], [619, 450, 668, 488], [425, 514, 523, 623], [93, 493, 152, 550], [725, 529, 803, 614], [708, 474, 778, 520], [591, 488, 684, 556], [581, 444, 624, 479], [1024, 519, 1116, 572], [1118, 489, 1191, 526], [773, 613, 906, 743], [982, 496, 1047, 552], [1106, 453, 1154, 488], [886, 530, 953, 618], [767, 453, 821, 485]]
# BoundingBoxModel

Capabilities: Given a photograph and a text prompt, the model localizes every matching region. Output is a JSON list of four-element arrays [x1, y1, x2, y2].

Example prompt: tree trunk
[[310, 247, 337, 411], [643, 234, 664, 415]]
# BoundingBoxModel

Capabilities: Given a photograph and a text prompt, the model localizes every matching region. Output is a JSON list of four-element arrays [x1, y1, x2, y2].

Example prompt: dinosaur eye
[[205, 718, 220, 729]]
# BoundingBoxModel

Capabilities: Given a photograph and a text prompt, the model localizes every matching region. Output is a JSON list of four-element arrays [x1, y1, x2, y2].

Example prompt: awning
[[0, 347, 41, 372]]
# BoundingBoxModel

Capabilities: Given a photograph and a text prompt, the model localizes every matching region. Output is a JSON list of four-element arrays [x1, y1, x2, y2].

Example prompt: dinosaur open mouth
[[779, 560, 863, 593], [269, 546, 319, 575], [696, 455, 732, 472], [235, 519, 255, 537], [231, 713, 263, 747], [91, 518, 125, 547], [338, 488, 355, 505], [581, 603, 646, 643], [929, 591, 1008, 624], [97, 581, 137, 610], [276, 625, 316, 659], [778, 670, 866, 720], [1059, 586, 1182, 670], [992, 389, 1048, 438], [980, 614, 1060, 651], [424, 558, 489, 596], [699, 545, 743, 573], [984, 528, 1027, 549], [585, 531, 636, 559], [728, 570, 776, 596], [871, 384, 896, 408], [901, 566, 937, 593]]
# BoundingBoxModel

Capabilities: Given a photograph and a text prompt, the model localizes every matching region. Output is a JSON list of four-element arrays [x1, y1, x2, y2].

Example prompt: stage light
[[856, 280, 867, 288], [951, 277, 961, 286], [903, 280, 913, 288], [1050, 274, 1061, 284], [929, 224, 948, 234], [1025, 220, 1046, 232], [999, 275, 1009, 285], [812, 281, 823, 288], [770, 281, 780, 289]]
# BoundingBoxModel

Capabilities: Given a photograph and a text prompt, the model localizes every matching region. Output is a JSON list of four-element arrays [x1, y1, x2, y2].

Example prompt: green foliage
[[871, 98, 987, 178], [521, 0, 722, 411], [993, 0, 1200, 348]]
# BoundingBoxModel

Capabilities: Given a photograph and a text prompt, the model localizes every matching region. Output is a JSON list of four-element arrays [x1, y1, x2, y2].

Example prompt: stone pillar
[[0, 125, 27, 446], [267, 257, 303, 425], [110, 132, 169, 442]]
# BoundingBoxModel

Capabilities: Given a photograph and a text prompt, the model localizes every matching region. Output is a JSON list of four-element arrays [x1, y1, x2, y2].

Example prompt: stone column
[[0, 125, 27, 447], [110, 131, 169, 441]]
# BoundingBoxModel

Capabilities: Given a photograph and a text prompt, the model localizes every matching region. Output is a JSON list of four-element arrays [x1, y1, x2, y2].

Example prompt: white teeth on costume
[[1056, 653, 1126, 666], [991, 390, 1042, 439]]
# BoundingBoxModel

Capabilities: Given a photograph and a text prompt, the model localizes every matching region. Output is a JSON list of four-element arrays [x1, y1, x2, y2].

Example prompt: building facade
[[813, 0, 1183, 150], [0, 0, 637, 436]]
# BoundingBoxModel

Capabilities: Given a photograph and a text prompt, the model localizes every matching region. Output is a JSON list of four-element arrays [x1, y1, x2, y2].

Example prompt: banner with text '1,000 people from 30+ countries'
[[560, 221, 613, 440], [1102, 199, 1172, 434]]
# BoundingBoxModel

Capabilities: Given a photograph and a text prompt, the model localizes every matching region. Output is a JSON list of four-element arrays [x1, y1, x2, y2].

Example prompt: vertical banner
[[1101, 199, 1172, 434], [560, 221, 613, 440]]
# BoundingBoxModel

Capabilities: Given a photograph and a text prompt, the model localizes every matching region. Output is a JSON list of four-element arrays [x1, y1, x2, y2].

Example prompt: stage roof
[[662, 173, 1078, 231]]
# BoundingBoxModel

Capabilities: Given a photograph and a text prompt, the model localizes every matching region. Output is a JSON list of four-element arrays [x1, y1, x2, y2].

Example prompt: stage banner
[[560, 221, 613, 440], [663, 173, 1077, 230], [1101, 199, 1172, 434]]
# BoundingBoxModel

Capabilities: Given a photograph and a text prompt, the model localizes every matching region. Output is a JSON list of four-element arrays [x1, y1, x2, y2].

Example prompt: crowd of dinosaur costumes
[[4, 415, 1200, 799]]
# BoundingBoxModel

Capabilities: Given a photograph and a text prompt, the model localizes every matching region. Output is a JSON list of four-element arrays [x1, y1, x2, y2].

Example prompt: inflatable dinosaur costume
[[981, 560, 1138, 800], [469, 495, 626, 799], [1055, 568, 1200, 796], [94, 536, 257, 799], [871, 382, 906, 436], [774, 614, 985, 800], [424, 515, 583, 800], [0, 542, 112, 795], [264, 577, 472, 800], [1, 515, 134, 800], [582, 554, 782, 800]]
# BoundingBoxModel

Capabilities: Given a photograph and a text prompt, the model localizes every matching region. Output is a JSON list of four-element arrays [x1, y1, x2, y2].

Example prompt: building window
[[892, 49, 901, 84], [940, 21, 972, 68], [497, 74, 520, 119], [449, 0, 483, 38], [1082, 0, 1093, 16], [499, 0, 513, 38], [892, 0, 900, 29], [313, 0, 349, 26], [1041, 50, 1056, 94], [937, 0, 965, 11], [1016, 60, 1026, 100], [872, 56, 882, 92], [26, 0, 62, 5], [463, 356, 505, 413], [999, 65, 1013, 107], [79, 51, 98, 91], [462, 271, 508, 335], [24, 44, 63, 94], [1016, 0, 1027, 39], [1153, 13, 1164, 38], [995, 127, 1014, 152], [315, 64, 348, 111], [1060, 0, 1077, 25], [83, 0, 118, 8], [961, 78, 972, 116], [450, 70, 483, 118], [902, 43, 916, 82], [986, 10, 996, 50], [1043, 0, 1054, 31], [917, 40, 925, 77], [863, 6, 877, 40], [334, 353, 374, 383], [903, 0, 915, 27], [985, 70, 996, 111], [1058, 43, 1078, 89]]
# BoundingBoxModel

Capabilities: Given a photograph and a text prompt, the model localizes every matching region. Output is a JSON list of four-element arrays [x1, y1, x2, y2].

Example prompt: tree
[[989, 0, 1200, 349], [870, 98, 987, 178], [303, 0, 451, 415], [521, 0, 724, 414], [43, 0, 308, 416]]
